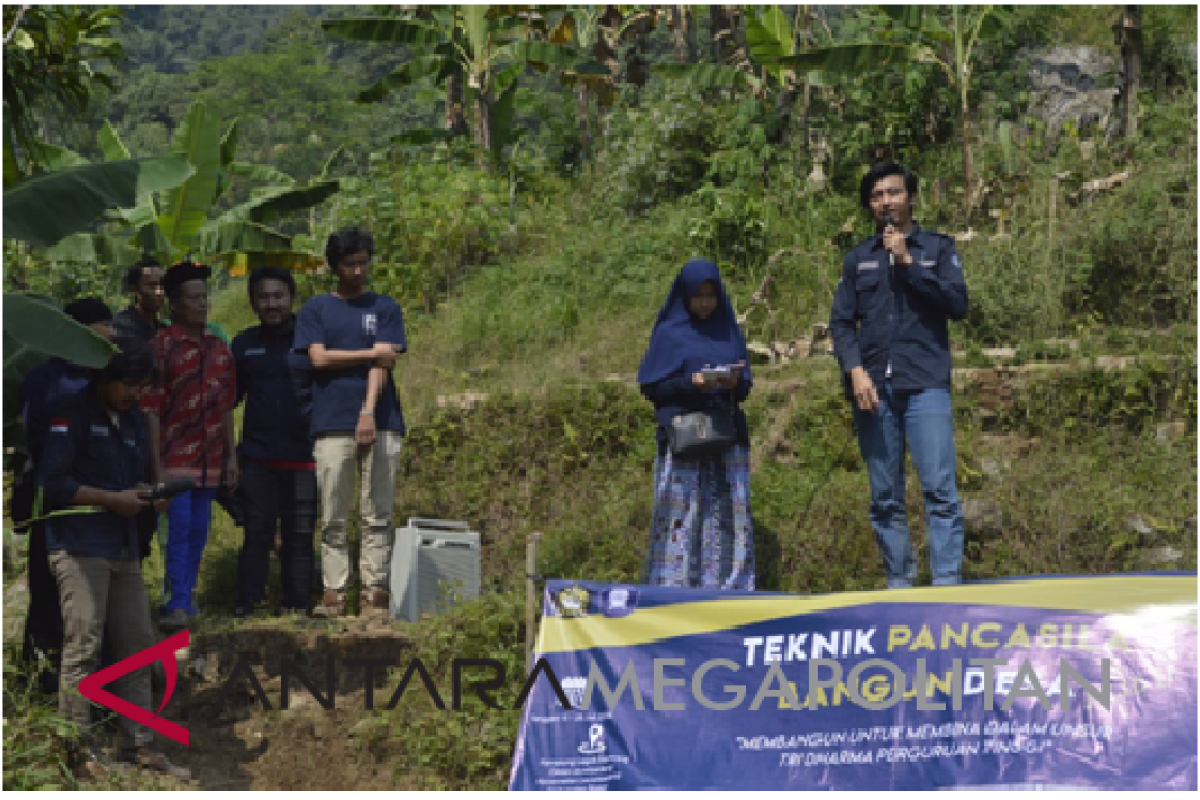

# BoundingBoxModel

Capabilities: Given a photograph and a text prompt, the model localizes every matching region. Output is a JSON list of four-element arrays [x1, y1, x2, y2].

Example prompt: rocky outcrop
[[1022, 46, 1119, 142]]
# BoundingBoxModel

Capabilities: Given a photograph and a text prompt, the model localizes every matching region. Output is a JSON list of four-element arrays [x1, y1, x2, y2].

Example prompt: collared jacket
[[40, 385, 152, 561], [21, 357, 92, 467], [112, 307, 165, 344], [232, 321, 315, 464], [829, 223, 969, 394]]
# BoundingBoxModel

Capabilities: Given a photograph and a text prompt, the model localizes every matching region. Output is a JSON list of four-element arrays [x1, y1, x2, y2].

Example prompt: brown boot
[[313, 589, 346, 619], [360, 589, 391, 619]]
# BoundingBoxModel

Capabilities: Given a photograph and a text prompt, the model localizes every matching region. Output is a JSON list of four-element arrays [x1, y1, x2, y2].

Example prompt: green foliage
[[3, 6, 125, 180], [596, 87, 718, 215], [1062, 160, 1197, 328], [2, 156, 193, 247], [373, 592, 526, 789], [1003, 357, 1197, 438], [302, 154, 508, 313], [685, 184, 768, 270], [399, 382, 654, 592], [3, 647, 79, 790]]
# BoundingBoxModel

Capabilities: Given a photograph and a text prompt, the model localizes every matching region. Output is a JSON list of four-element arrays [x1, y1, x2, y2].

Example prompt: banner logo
[[78, 630, 190, 746]]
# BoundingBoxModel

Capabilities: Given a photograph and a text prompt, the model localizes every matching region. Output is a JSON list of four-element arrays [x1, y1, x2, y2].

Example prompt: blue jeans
[[164, 488, 218, 613], [853, 383, 964, 588]]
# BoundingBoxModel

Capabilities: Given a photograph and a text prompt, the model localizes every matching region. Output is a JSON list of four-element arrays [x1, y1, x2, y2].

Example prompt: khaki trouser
[[50, 553, 156, 749], [314, 432, 401, 592]]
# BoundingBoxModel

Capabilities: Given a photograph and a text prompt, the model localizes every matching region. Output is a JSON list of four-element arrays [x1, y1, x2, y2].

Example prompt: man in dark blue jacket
[[231, 267, 317, 617], [829, 163, 969, 588], [17, 299, 115, 695], [40, 340, 187, 778]]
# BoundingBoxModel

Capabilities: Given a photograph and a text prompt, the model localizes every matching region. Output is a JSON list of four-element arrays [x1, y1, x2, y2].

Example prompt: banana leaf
[[3, 156, 194, 246], [155, 102, 222, 256]]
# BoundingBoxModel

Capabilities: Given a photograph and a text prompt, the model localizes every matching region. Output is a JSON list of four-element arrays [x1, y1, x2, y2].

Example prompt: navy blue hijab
[[637, 260, 752, 386]]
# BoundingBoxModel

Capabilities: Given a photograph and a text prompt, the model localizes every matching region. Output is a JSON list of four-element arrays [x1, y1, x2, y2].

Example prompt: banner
[[510, 574, 1197, 791]]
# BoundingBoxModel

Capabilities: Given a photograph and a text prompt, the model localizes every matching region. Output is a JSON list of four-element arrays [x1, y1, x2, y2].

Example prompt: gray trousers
[[49, 553, 156, 749]]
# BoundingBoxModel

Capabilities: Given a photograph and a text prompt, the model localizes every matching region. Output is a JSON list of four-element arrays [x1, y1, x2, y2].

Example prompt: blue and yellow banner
[[509, 574, 1197, 790]]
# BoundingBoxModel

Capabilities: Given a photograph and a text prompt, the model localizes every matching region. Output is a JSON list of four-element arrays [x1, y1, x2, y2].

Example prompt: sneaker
[[360, 589, 391, 619], [119, 746, 191, 781], [158, 608, 188, 632], [312, 589, 346, 619]]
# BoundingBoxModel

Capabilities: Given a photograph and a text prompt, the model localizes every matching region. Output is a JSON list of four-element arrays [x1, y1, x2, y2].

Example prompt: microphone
[[883, 212, 895, 267]]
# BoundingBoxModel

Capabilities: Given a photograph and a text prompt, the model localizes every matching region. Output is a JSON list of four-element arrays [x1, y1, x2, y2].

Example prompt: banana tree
[[323, 7, 604, 166], [34, 102, 341, 274], [1, 154, 192, 465], [519, 6, 660, 161], [879, 5, 1010, 211], [654, 6, 920, 95]]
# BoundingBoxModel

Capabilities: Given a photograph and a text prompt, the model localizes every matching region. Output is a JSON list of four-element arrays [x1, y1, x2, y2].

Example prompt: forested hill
[[92, 5, 419, 181], [118, 5, 325, 73]]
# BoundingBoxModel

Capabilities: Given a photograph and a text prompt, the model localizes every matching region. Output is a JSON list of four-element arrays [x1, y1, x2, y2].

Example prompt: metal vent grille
[[391, 518, 480, 622]]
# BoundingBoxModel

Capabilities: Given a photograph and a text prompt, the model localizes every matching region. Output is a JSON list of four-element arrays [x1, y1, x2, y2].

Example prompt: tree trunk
[[671, 6, 687, 63], [1117, 5, 1142, 139], [960, 97, 976, 212], [445, 69, 467, 136], [684, 6, 698, 63], [710, 5, 732, 63], [577, 86, 591, 163], [474, 90, 492, 168]]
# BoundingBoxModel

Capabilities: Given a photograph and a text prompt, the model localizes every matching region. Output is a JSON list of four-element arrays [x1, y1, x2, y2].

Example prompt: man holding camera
[[40, 340, 187, 779], [829, 163, 969, 588], [17, 299, 116, 695]]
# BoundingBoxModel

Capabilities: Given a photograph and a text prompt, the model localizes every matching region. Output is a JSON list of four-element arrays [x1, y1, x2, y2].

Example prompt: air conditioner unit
[[390, 518, 481, 622]]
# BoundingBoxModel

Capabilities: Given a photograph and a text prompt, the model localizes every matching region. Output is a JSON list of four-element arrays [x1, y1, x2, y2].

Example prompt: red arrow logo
[[78, 629, 189, 746]]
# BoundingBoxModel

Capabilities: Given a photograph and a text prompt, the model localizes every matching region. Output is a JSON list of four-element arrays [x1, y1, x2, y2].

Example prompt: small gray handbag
[[667, 408, 736, 458]]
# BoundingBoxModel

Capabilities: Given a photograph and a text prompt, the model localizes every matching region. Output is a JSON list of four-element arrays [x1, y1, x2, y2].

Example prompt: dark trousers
[[22, 520, 64, 695], [237, 462, 317, 611]]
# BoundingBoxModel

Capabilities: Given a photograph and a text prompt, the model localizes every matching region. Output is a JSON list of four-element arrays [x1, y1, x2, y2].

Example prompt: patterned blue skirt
[[644, 444, 755, 590]]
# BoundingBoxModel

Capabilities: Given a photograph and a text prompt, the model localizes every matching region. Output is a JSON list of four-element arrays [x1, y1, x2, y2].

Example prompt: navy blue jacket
[[40, 385, 151, 561], [829, 223, 969, 394], [232, 321, 315, 463], [21, 357, 92, 469]]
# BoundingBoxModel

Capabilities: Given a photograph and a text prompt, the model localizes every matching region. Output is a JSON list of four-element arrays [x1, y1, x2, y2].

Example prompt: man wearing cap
[[142, 262, 237, 630], [113, 259, 166, 344], [17, 299, 116, 694]]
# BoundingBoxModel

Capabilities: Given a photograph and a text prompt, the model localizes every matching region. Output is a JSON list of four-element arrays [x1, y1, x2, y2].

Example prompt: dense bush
[[297, 154, 510, 316]]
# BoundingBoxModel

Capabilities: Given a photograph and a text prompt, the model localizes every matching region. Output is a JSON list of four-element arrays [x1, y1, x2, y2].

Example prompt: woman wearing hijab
[[637, 260, 755, 590]]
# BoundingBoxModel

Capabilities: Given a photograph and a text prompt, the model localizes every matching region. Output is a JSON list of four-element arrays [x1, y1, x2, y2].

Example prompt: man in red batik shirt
[[142, 261, 237, 631]]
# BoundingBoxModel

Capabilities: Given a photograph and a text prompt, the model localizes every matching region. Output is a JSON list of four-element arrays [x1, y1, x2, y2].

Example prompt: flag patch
[[50, 419, 70, 434]]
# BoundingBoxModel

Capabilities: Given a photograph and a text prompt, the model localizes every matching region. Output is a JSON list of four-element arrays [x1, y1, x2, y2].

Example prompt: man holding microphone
[[828, 163, 970, 588]]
